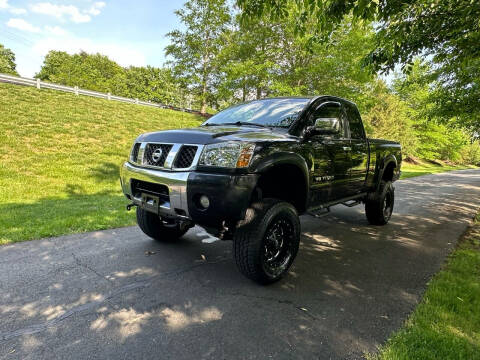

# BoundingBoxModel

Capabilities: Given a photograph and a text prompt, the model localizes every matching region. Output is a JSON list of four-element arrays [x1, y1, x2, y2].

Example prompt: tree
[[36, 51, 125, 94], [268, 19, 376, 111], [165, 0, 231, 113], [237, 0, 480, 131], [217, 14, 281, 104], [123, 66, 185, 106], [392, 59, 470, 161], [237, 0, 479, 70], [0, 44, 18, 75], [216, 10, 376, 110], [369, 0, 480, 132], [363, 83, 418, 158], [35, 51, 187, 106]]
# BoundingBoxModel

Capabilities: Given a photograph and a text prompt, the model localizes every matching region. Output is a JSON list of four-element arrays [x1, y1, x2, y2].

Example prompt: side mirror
[[305, 117, 341, 138], [314, 117, 341, 134]]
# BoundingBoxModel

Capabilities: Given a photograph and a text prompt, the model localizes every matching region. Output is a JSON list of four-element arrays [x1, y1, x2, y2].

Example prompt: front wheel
[[136, 207, 190, 241], [365, 180, 395, 225], [233, 199, 300, 284]]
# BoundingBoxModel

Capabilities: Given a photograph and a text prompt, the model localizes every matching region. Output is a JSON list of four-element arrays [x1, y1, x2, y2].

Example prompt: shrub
[[460, 141, 480, 165]]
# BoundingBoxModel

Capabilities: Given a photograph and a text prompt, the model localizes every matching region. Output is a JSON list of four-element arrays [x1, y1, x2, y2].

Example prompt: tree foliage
[[371, 0, 480, 131], [237, 0, 480, 131], [36, 51, 125, 93], [35, 51, 185, 107], [363, 83, 418, 158], [460, 141, 480, 165], [216, 10, 376, 110], [216, 14, 280, 103], [392, 59, 470, 161], [122, 66, 185, 106], [237, 0, 479, 70], [165, 0, 231, 113], [0, 44, 18, 76]]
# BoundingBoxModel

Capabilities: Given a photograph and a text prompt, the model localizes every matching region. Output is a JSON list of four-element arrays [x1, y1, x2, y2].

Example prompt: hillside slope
[[0, 82, 202, 244]]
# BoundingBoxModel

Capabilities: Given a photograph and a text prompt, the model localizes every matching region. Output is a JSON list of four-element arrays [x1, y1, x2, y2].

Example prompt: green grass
[[400, 160, 475, 179], [0, 82, 202, 244], [370, 214, 480, 360]]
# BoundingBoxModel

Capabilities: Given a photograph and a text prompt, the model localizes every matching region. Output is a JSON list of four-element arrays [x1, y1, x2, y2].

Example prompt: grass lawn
[[400, 160, 476, 179], [0, 82, 202, 244], [370, 213, 480, 360]]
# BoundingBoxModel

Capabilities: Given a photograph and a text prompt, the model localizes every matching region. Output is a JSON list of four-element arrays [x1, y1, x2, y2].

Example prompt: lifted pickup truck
[[120, 96, 401, 284]]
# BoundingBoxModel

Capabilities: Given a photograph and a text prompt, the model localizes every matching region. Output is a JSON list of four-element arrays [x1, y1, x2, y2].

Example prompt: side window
[[309, 102, 343, 138], [347, 105, 365, 139]]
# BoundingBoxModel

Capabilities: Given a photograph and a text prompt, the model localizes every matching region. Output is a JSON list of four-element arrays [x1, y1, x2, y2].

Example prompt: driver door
[[308, 101, 352, 204]]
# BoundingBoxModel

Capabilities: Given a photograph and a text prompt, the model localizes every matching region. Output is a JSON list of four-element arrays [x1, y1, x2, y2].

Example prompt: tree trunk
[[242, 77, 246, 102], [256, 86, 262, 99], [201, 54, 208, 114], [201, 83, 207, 114]]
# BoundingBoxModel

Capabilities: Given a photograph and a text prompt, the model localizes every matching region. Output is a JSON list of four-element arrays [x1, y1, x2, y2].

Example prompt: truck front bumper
[[120, 162, 258, 228]]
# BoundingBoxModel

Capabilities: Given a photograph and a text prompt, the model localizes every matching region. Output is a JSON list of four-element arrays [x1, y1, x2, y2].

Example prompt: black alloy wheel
[[262, 215, 296, 278], [233, 198, 300, 284], [365, 180, 395, 225]]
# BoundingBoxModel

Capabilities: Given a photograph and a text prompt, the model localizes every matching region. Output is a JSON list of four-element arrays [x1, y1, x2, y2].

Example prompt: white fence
[[0, 73, 210, 117]]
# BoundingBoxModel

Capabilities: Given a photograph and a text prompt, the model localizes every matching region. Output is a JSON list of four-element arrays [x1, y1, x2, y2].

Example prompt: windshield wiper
[[221, 121, 267, 128], [202, 121, 268, 128]]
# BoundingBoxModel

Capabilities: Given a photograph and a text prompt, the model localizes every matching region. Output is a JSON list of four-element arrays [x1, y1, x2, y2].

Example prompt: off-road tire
[[365, 180, 395, 225], [136, 207, 189, 241], [233, 198, 300, 284]]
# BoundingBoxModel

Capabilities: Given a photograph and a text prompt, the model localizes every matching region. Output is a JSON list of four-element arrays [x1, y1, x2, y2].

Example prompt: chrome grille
[[143, 144, 172, 166], [130, 143, 140, 163], [174, 146, 198, 169], [131, 142, 203, 170]]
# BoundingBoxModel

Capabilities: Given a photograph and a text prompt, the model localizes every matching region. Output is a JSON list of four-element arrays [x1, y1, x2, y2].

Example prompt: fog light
[[199, 195, 210, 209]]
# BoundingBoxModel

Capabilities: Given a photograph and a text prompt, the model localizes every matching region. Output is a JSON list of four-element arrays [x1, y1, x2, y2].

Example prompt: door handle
[[342, 146, 351, 151]]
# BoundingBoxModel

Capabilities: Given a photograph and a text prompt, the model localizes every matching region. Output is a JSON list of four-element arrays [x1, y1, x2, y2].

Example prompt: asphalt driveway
[[1, 169, 480, 359]]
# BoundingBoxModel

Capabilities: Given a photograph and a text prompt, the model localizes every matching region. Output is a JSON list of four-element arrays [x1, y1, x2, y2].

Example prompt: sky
[[0, 0, 185, 77]]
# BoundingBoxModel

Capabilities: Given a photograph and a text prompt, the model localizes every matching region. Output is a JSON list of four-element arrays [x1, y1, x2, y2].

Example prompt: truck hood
[[136, 126, 297, 144]]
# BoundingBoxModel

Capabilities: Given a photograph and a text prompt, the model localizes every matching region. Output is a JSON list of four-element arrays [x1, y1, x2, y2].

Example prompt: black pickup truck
[[120, 96, 401, 284]]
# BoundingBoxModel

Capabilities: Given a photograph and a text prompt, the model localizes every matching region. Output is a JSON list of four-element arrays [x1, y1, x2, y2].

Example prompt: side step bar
[[308, 207, 331, 218], [342, 199, 362, 207], [307, 192, 367, 218]]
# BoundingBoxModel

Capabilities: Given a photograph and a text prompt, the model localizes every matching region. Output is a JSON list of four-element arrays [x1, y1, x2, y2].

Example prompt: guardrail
[[0, 73, 211, 118]]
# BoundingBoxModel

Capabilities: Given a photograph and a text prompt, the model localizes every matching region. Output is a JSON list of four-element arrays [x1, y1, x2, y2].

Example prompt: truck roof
[[252, 95, 358, 108]]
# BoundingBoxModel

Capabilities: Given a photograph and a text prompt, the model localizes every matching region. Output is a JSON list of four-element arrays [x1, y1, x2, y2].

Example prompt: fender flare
[[376, 154, 398, 191], [251, 152, 310, 211]]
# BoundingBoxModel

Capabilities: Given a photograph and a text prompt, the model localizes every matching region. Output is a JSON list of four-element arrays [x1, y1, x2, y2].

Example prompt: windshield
[[203, 98, 310, 128]]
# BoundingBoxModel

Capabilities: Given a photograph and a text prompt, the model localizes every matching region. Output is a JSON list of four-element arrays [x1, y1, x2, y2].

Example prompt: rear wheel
[[233, 199, 300, 284], [365, 180, 395, 225], [136, 207, 190, 241]]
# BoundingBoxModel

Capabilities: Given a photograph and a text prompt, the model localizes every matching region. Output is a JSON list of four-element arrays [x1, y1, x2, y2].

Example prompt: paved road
[[1, 170, 480, 359]]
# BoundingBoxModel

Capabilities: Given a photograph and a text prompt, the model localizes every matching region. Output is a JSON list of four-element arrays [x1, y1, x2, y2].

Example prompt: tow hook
[[126, 203, 137, 211]]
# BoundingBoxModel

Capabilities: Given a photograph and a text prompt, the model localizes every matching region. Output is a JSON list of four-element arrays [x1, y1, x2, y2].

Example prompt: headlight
[[199, 142, 255, 168]]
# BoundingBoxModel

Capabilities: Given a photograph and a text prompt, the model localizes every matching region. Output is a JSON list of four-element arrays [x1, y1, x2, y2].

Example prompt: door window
[[346, 105, 365, 139]]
